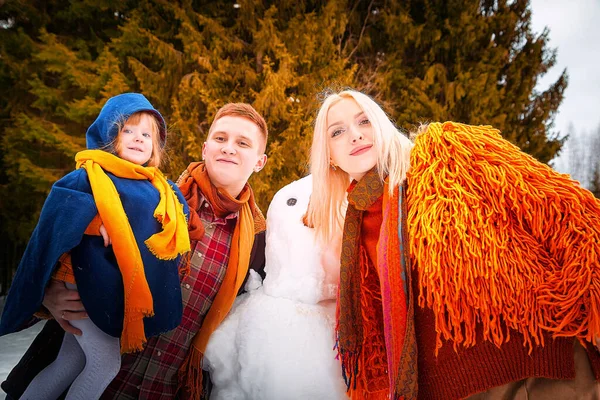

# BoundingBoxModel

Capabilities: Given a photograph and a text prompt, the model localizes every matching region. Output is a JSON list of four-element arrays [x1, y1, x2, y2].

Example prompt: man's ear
[[202, 142, 207, 160], [254, 154, 267, 172]]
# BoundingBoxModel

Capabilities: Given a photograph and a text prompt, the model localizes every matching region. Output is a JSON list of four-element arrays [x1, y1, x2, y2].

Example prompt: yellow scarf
[[75, 149, 190, 353]]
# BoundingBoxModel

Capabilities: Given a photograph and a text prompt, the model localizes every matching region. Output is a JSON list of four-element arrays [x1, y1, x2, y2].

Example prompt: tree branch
[[345, 0, 375, 62]]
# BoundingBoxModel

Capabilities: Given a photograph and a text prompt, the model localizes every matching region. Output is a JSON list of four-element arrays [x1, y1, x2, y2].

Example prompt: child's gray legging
[[20, 282, 121, 400]]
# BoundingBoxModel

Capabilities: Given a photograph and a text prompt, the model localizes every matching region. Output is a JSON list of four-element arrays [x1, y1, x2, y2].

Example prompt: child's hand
[[99, 224, 112, 247], [43, 280, 88, 335]]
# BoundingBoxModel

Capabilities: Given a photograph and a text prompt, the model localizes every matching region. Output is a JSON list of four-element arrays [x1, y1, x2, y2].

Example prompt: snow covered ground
[[0, 301, 45, 400]]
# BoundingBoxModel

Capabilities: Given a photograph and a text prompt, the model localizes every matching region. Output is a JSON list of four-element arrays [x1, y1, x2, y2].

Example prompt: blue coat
[[0, 93, 188, 338]]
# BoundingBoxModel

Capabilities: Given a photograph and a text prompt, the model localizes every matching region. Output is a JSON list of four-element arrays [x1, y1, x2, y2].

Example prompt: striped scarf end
[[339, 349, 360, 391]]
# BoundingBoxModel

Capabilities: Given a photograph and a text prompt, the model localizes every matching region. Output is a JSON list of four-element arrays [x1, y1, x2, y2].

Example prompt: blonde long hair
[[306, 90, 414, 242]]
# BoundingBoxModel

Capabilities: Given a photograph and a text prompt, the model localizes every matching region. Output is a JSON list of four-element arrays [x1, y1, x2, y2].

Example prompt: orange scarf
[[339, 170, 416, 399], [176, 162, 266, 398], [75, 150, 190, 353]]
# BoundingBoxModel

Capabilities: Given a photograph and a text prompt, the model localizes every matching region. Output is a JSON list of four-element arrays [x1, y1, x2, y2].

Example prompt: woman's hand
[[320, 234, 342, 301], [42, 280, 88, 335]]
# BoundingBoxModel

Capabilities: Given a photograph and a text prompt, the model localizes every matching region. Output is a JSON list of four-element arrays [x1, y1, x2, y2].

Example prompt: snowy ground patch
[[0, 312, 45, 399]]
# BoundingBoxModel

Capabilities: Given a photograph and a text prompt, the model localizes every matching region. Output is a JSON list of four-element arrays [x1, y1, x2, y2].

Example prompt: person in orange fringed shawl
[[305, 88, 600, 400]]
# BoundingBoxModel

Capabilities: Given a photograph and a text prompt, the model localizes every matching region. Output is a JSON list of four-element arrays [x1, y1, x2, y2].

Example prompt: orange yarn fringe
[[407, 121, 600, 354]]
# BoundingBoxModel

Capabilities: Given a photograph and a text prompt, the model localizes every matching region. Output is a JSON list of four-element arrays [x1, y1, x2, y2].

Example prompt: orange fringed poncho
[[406, 121, 600, 354]]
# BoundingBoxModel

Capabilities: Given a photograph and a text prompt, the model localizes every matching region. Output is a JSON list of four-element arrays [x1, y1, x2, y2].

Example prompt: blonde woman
[[306, 89, 600, 400]]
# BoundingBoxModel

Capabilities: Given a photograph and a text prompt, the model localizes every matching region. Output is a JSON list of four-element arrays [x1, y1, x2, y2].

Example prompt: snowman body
[[204, 175, 347, 399]]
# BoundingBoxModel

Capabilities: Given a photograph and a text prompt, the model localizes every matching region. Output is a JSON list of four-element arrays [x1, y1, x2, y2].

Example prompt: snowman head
[[262, 175, 327, 304]]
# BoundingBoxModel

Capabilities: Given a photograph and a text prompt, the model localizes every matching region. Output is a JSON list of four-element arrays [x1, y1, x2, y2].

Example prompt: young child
[[0, 93, 191, 399]]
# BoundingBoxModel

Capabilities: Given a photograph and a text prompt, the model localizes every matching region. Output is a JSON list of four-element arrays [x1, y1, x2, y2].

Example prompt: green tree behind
[[0, 0, 356, 246], [590, 167, 600, 199], [0, 0, 568, 291], [0, 0, 136, 244], [364, 0, 566, 163]]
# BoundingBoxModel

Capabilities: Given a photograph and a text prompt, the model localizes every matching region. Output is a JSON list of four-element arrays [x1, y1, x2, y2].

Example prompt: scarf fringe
[[357, 247, 389, 390], [178, 252, 192, 279], [145, 174, 191, 260], [408, 121, 600, 354], [120, 308, 154, 353], [336, 246, 389, 395], [145, 233, 185, 261], [177, 346, 204, 399], [338, 347, 361, 391], [336, 287, 360, 391]]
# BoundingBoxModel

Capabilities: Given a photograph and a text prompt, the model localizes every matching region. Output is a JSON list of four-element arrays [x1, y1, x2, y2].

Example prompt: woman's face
[[326, 98, 377, 181]]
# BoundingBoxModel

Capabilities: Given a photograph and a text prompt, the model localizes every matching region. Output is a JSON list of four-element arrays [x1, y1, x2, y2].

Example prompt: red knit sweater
[[411, 265, 600, 400], [362, 191, 600, 400]]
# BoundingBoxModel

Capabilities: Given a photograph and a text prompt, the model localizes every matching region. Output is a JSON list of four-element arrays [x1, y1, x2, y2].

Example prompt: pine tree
[[109, 0, 356, 207], [0, 0, 358, 249], [587, 124, 600, 198], [0, 0, 569, 250], [590, 167, 600, 199], [360, 0, 566, 163], [0, 0, 136, 245]]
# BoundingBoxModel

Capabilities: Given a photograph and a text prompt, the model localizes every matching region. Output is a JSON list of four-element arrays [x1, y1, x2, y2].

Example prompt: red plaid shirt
[[102, 193, 237, 399]]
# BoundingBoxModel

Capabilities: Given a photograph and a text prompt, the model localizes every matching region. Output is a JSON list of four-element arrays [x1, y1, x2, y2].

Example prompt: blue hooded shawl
[[0, 93, 188, 338]]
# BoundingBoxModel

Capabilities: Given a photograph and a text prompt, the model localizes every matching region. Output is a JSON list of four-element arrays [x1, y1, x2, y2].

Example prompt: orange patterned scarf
[[337, 168, 417, 399]]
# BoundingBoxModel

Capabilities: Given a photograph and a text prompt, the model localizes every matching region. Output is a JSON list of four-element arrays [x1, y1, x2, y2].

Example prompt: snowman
[[203, 175, 347, 400]]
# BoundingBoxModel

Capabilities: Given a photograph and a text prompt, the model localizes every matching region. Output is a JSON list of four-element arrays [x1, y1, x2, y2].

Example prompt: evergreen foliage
[[590, 167, 600, 199], [0, 0, 568, 262], [366, 0, 566, 163]]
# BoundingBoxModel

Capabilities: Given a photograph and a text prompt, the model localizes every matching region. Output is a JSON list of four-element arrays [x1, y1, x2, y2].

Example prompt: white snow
[[0, 320, 46, 400]]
